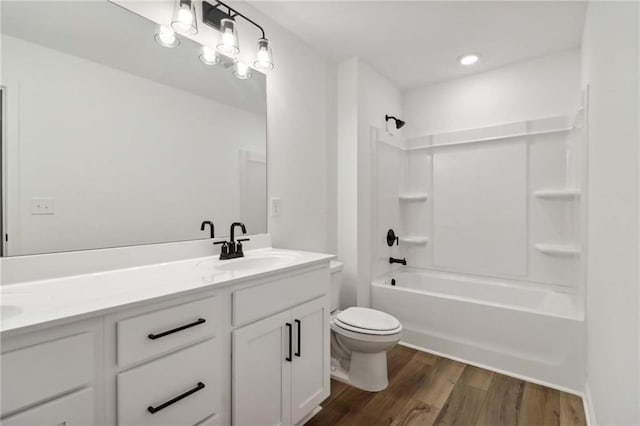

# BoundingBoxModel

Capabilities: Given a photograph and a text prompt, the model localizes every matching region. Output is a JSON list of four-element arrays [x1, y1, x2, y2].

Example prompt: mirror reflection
[[1, 1, 267, 256]]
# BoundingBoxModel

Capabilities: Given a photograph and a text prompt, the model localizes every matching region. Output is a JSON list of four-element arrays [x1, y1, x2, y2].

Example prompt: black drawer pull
[[285, 322, 292, 362], [148, 318, 206, 340], [147, 382, 205, 414], [295, 319, 301, 357]]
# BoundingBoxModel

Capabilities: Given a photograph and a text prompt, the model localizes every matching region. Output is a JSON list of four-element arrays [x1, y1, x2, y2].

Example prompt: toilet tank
[[329, 261, 344, 313]]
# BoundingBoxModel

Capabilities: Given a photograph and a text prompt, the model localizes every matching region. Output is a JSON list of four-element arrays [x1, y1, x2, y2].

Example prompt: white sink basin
[[1, 304, 23, 320], [1, 292, 51, 321], [215, 252, 301, 272]]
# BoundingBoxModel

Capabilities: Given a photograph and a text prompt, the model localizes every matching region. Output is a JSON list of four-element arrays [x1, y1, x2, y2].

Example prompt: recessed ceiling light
[[458, 54, 479, 66]]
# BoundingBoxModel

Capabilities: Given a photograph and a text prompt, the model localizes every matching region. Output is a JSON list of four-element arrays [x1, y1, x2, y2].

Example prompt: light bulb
[[257, 49, 269, 63], [234, 61, 252, 80], [458, 54, 479, 66], [154, 26, 180, 48], [222, 30, 235, 50], [200, 46, 219, 66], [178, 6, 193, 26]]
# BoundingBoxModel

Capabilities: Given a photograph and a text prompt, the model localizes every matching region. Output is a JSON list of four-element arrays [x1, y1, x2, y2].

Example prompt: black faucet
[[215, 222, 250, 260], [389, 257, 407, 266], [230, 222, 247, 244], [200, 221, 215, 238]]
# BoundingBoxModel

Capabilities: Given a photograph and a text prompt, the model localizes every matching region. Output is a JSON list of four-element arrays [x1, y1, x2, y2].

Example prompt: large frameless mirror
[[0, 1, 267, 256]]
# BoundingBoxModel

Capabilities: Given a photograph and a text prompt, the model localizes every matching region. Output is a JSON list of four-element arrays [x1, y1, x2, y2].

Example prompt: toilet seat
[[333, 307, 402, 336]]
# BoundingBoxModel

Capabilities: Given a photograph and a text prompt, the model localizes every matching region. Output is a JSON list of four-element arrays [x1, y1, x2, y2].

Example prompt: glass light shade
[[154, 25, 180, 48], [253, 38, 274, 71], [199, 46, 220, 66], [171, 0, 198, 35], [233, 61, 252, 80], [216, 18, 239, 57]]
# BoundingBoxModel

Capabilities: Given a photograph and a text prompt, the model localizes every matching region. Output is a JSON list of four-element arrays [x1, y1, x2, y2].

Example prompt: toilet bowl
[[329, 261, 402, 392]]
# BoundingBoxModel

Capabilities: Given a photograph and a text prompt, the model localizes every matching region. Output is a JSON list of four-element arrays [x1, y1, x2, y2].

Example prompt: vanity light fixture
[[385, 115, 406, 130], [171, 0, 198, 35], [200, 46, 220, 65], [154, 25, 180, 48], [203, 0, 274, 71], [233, 61, 252, 80], [458, 54, 479, 66]]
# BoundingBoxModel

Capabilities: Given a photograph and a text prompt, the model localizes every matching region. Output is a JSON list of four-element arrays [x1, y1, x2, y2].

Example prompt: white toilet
[[329, 261, 402, 392]]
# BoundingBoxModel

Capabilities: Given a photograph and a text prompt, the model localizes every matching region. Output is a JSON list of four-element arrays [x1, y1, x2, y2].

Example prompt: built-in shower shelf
[[534, 244, 580, 256], [534, 188, 581, 200], [398, 193, 429, 202], [399, 236, 429, 245]]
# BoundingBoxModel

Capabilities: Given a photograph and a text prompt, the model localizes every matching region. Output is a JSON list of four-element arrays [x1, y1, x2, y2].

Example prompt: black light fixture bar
[[202, 0, 266, 39]]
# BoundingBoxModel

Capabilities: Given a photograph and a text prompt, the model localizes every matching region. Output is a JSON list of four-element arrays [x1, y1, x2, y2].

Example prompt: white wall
[[337, 58, 402, 307], [581, 2, 639, 424], [403, 49, 582, 138], [3, 35, 265, 255]]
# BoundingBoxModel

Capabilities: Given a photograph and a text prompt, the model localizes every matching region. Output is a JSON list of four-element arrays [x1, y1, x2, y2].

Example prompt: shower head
[[385, 114, 406, 130]]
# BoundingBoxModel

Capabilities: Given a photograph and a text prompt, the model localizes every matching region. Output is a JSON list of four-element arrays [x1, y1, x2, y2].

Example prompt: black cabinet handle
[[147, 382, 205, 414], [294, 319, 301, 357], [148, 318, 206, 340], [285, 322, 292, 362]]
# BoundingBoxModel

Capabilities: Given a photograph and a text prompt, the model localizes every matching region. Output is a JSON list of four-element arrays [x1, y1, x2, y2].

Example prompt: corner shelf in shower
[[399, 236, 429, 245], [398, 193, 429, 202], [534, 243, 580, 257], [534, 188, 581, 200]]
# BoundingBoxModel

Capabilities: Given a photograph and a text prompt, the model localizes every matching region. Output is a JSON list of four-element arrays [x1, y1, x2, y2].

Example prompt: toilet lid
[[335, 307, 401, 332]]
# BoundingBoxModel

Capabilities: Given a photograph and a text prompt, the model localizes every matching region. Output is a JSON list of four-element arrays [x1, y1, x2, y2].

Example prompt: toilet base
[[330, 351, 389, 392]]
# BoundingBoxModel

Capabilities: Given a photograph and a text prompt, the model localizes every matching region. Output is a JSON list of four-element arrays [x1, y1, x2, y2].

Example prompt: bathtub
[[371, 268, 585, 392]]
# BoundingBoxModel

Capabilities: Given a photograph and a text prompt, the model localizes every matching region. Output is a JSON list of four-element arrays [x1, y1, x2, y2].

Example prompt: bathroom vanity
[[0, 248, 332, 425]]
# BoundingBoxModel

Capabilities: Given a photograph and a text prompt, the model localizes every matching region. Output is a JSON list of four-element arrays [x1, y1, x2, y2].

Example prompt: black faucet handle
[[238, 238, 250, 242]]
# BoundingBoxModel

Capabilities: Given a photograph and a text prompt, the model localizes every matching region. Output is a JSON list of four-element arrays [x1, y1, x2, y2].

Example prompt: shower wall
[[374, 49, 585, 293]]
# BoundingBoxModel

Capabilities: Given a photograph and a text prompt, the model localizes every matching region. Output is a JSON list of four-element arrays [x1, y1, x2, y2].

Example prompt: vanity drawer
[[233, 267, 328, 326], [117, 338, 219, 426], [1, 332, 94, 415], [117, 296, 219, 367], [1, 388, 94, 426]]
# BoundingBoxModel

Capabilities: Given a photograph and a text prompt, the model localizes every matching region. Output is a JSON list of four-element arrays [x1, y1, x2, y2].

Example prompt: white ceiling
[[250, 1, 587, 89]]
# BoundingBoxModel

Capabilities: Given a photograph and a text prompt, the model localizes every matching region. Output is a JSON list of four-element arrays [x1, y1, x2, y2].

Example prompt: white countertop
[[0, 248, 334, 336]]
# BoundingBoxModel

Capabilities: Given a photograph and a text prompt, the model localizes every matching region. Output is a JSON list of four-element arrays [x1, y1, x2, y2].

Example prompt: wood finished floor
[[308, 345, 586, 426]]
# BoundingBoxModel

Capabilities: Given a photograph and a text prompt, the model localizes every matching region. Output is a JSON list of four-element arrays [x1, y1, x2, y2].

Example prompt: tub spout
[[389, 257, 407, 265]]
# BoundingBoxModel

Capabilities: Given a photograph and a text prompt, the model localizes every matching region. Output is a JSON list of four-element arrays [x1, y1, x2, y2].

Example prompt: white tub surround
[[0, 246, 333, 426], [372, 269, 584, 392]]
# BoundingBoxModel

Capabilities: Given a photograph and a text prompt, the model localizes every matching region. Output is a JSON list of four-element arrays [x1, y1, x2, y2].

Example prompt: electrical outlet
[[270, 197, 281, 217], [31, 198, 55, 215]]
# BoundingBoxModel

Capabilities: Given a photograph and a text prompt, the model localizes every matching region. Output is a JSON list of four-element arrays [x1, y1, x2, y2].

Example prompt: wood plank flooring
[[308, 345, 586, 426]]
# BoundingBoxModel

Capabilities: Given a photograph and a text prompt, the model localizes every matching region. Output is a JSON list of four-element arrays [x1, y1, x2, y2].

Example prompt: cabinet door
[[290, 297, 330, 424], [233, 310, 292, 426]]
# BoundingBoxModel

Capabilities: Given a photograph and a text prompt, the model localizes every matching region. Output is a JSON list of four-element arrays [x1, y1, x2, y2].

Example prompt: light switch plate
[[31, 198, 55, 215], [270, 197, 281, 217]]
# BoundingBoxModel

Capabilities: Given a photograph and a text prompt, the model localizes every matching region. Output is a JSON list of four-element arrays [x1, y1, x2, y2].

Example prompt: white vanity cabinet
[[232, 268, 330, 426], [0, 255, 331, 426]]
